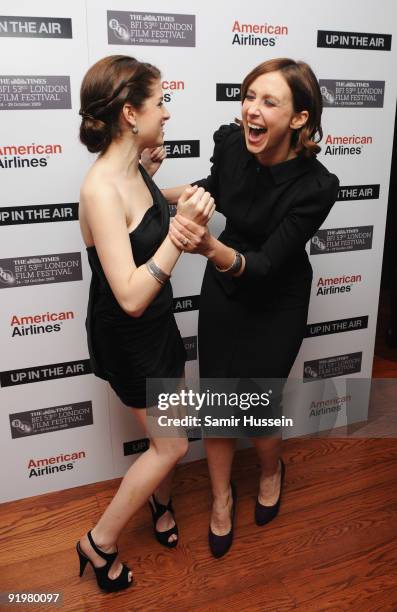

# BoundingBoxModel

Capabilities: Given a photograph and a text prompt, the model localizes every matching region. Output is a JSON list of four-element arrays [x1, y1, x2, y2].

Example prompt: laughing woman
[[76, 55, 214, 592], [166, 58, 339, 557]]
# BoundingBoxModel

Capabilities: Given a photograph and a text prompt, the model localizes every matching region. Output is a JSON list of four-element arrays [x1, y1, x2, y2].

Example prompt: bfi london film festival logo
[[310, 226, 373, 255], [231, 19, 288, 46], [323, 134, 373, 156], [303, 352, 362, 382], [9, 401, 93, 439], [26, 450, 87, 479], [320, 80, 385, 108], [0, 252, 82, 289], [0, 203, 78, 224], [317, 30, 392, 51], [0, 76, 71, 110], [0, 143, 63, 170], [315, 273, 363, 296], [9, 310, 76, 339], [0, 16, 72, 38], [0, 359, 92, 388], [107, 11, 195, 47]]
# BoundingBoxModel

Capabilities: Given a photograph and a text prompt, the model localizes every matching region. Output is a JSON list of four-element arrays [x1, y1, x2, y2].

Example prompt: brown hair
[[240, 58, 323, 157], [79, 55, 160, 154]]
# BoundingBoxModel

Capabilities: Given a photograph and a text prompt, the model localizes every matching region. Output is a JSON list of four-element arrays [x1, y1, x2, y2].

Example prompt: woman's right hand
[[169, 214, 214, 256], [176, 185, 215, 226], [140, 146, 166, 177]]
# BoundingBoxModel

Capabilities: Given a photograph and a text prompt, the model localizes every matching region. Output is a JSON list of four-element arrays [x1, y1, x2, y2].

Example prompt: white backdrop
[[0, 0, 395, 502]]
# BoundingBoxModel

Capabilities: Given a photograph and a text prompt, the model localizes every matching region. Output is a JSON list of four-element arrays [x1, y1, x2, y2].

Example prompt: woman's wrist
[[164, 233, 184, 256], [202, 235, 219, 259], [206, 240, 245, 275]]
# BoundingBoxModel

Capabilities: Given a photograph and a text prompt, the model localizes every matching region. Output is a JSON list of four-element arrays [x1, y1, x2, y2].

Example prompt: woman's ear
[[290, 110, 309, 130], [121, 102, 137, 130]]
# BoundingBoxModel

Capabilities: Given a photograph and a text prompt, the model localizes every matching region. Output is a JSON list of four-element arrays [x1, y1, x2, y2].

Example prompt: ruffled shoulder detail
[[311, 159, 340, 196], [211, 123, 241, 164], [213, 122, 240, 145]]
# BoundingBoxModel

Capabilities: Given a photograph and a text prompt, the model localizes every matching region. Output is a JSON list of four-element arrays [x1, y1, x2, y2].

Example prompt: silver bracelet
[[214, 250, 243, 275], [145, 258, 171, 285]]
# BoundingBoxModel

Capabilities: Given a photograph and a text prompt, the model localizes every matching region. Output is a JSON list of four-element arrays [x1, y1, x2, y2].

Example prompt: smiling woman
[[238, 57, 322, 163], [75, 54, 215, 594], [166, 57, 339, 559]]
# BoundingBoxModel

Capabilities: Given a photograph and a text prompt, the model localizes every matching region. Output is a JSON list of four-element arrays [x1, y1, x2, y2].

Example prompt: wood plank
[[1, 439, 396, 609]]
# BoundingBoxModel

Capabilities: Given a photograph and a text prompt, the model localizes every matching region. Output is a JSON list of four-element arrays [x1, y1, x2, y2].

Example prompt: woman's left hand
[[140, 146, 167, 176], [169, 214, 213, 255]]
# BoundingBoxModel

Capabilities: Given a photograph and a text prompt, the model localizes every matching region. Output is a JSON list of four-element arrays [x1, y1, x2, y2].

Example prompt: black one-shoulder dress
[[85, 165, 186, 408]]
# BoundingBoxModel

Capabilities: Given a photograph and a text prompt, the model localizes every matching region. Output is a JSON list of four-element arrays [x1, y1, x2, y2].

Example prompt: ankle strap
[[87, 530, 118, 562], [151, 495, 173, 518]]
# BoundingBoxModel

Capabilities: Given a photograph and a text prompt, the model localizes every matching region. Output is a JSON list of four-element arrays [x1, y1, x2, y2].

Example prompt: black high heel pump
[[208, 482, 236, 558], [76, 530, 132, 593], [255, 459, 285, 526]]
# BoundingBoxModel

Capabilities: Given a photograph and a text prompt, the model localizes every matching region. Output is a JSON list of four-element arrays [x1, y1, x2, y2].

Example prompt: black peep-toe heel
[[148, 495, 179, 548], [76, 530, 132, 593]]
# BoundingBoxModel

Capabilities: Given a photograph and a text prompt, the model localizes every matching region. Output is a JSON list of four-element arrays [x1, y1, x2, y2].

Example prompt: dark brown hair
[[79, 55, 160, 153], [240, 58, 323, 157]]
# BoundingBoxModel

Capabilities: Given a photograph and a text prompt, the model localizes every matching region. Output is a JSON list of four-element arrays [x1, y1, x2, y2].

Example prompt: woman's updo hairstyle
[[240, 58, 323, 157], [79, 55, 160, 154]]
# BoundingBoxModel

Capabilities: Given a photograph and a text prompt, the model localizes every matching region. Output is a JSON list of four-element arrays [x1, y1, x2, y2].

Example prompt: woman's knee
[[152, 437, 189, 463]]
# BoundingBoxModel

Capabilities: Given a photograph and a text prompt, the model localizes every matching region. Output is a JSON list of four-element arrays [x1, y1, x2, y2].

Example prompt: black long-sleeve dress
[[195, 124, 339, 380]]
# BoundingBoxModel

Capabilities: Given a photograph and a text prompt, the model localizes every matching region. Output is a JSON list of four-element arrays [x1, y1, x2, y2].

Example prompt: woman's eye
[[245, 94, 255, 101], [264, 99, 275, 107]]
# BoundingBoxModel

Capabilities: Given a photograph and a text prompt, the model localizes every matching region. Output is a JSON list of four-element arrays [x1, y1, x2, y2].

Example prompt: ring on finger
[[182, 237, 189, 246]]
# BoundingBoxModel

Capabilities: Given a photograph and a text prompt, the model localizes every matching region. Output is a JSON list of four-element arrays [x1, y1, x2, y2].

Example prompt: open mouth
[[247, 123, 267, 143]]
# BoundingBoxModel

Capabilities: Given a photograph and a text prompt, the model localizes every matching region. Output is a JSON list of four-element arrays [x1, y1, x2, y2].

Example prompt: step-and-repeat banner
[[1, 0, 395, 502]]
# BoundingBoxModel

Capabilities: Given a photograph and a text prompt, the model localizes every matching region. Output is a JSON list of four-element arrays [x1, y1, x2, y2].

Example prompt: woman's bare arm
[[161, 184, 191, 204], [81, 184, 215, 317]]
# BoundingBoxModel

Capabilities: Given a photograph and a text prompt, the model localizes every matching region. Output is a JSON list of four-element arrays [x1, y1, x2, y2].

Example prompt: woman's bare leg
[[79, 407, 188, 579], [204, 438, 236, 535], [250, 437, 282, 504]]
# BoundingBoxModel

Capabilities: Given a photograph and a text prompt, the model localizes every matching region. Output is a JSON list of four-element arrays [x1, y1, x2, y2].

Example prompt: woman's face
[[241, 70, 304, 165], [134, 79, 170, 148]]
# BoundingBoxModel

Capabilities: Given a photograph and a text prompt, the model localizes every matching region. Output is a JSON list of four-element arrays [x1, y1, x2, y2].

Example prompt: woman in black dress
[[76, 55, 214, 592], [167, 58, 339, 557]]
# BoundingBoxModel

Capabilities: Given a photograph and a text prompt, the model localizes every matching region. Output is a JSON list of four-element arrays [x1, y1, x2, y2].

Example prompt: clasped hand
[[140, 146, 167, 177], [169, 186, 214, 254]]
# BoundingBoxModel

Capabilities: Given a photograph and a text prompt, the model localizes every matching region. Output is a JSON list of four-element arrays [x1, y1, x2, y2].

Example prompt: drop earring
[[132, 126, 139, 134]]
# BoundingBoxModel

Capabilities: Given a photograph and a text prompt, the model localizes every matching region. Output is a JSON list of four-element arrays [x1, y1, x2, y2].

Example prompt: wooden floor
[[1, 293, 396, 611]]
